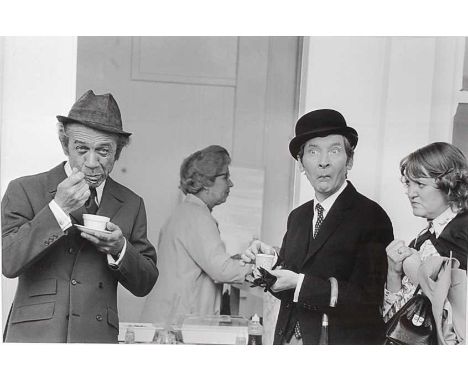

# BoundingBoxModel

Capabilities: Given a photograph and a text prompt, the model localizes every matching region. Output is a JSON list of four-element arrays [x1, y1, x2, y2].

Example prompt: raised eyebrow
[[73, 139, 88, 145]]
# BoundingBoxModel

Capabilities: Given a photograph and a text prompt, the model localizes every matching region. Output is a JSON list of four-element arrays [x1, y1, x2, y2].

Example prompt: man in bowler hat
[[2, 90, 158, 343], [244, 109, 394, 344]]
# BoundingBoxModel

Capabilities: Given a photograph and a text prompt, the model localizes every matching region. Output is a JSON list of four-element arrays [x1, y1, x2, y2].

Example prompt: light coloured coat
[[140, 194, 250, 324]]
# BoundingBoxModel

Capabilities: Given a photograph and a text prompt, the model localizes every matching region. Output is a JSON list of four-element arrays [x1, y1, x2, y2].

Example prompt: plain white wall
[[0, 36, 77, 330], [296, 36, 465, 243]]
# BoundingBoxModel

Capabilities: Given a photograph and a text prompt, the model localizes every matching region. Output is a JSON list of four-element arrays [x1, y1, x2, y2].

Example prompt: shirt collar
[[313, 180, 348, 215], [430, 207, 457, 237], [64, 162, 106, 204]]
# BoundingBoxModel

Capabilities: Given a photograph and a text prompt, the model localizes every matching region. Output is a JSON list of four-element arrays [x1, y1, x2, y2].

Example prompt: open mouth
[[85, 175, 102, 185]]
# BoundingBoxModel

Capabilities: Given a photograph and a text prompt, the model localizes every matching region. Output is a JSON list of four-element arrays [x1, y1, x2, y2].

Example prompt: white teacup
[[83, 214, 110, 231], [255, 253, 275, 271]]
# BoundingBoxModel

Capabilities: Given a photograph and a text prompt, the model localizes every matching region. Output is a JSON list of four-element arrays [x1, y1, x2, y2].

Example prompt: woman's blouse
[[382, 207, 457, 322]]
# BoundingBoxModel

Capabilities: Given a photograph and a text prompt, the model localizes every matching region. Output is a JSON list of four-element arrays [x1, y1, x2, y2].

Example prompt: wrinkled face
[[299, 134, 352, 202], [206, 165, 234, 208], [62, 123, 118, 188], [402, 176, 449, 219]]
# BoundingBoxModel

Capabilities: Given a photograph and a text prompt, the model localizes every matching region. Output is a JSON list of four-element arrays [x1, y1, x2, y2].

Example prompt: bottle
[[124, 327, 135, 344], [248, 314, 263, 345]]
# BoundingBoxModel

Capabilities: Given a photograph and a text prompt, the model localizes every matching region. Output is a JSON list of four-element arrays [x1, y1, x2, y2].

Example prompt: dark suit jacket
[[2, 163, 158, 343], [273, 182, 393, 345]]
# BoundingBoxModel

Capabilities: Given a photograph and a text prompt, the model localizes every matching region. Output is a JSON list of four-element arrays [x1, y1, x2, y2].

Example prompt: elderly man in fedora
[[2, 90, 158, 343], [244, 109, 394, 344]]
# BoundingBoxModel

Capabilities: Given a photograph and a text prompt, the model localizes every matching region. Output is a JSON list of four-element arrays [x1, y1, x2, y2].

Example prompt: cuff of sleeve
[[293, 273, 305, 302], [49, 200, 72, 231], [107, 238, 127, 268]]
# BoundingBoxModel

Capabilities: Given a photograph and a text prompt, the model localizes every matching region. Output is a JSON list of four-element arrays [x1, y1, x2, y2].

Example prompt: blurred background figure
[[140, 145, 252, 324], [383, 142, 468, 343]]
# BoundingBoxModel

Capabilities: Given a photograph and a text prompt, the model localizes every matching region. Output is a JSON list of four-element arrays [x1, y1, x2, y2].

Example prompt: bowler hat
[[289, 109, 358, 159], [57, 90, 132, 137]]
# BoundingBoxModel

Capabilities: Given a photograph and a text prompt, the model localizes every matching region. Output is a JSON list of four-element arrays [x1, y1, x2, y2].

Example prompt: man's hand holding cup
[[80, 221, 125, 257]]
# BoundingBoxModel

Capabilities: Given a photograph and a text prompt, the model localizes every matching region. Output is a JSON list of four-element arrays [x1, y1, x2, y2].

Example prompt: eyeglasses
[[214, 172, 230, 181]]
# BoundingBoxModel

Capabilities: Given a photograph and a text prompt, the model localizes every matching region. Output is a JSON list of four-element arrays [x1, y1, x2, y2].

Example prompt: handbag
[[384, 286, 437, 345]]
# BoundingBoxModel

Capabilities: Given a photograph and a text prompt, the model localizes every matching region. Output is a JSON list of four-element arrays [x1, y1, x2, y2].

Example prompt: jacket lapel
[[97, 177, 125, 221], [46, 162, 68, 200], [301, 182, 356, 268], [291, 201, 315, 270]]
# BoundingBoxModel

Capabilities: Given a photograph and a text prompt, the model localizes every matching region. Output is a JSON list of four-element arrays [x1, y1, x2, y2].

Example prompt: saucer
[[74, 224, 111, 235]]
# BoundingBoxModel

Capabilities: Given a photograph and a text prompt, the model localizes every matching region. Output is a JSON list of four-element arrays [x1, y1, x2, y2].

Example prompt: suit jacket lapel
[[97, 177, 125, 221], [291, 201, 315, 270], [301, 182, 356, 268], [46, 162, 68, 199]]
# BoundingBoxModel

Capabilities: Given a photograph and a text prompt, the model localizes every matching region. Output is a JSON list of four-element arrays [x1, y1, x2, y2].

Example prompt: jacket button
[[71, 279, 77, 285], [278, 329, 284, 336], [68, 248, 74, 255], [96, 314, 103, 321]]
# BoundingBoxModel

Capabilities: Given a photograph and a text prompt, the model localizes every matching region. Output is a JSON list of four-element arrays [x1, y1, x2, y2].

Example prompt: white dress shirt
[[293, 180, 349, 302], [48, 162, 126, 266]]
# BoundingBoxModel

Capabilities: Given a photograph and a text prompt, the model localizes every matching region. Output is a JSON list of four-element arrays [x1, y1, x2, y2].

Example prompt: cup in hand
[[83, 214, 110, 231], [255, 253, 275, 271]]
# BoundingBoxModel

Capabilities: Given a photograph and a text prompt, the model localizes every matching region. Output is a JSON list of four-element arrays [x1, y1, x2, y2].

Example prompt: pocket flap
[[11, 301, 55, 324], [29, 278, 57, 297], [107, 306, 119, 330]]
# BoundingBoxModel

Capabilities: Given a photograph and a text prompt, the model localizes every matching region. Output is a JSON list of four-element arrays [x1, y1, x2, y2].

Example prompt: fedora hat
[[57, 90, 131, 137], [289, 109, 358, 159]]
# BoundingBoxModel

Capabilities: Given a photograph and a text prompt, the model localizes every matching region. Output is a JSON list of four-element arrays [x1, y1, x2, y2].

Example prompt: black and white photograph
[[1, 1, 467, 381]]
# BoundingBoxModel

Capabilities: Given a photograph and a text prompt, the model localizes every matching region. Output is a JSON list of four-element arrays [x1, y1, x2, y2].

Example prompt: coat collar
[[301, 181, 357, 267], [47, 162, 68, 194], [97, 176, 125, 220]]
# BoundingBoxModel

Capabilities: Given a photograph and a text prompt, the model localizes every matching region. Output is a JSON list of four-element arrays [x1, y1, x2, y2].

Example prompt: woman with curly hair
[[140, 145, 252, 324], [382, 142, 468, 325]]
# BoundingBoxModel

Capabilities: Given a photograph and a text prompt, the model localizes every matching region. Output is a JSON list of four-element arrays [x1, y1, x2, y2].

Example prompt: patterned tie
[[294, 321, 302, 340], [314, 203, 324, 239], [85, 187, 98, 214]]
